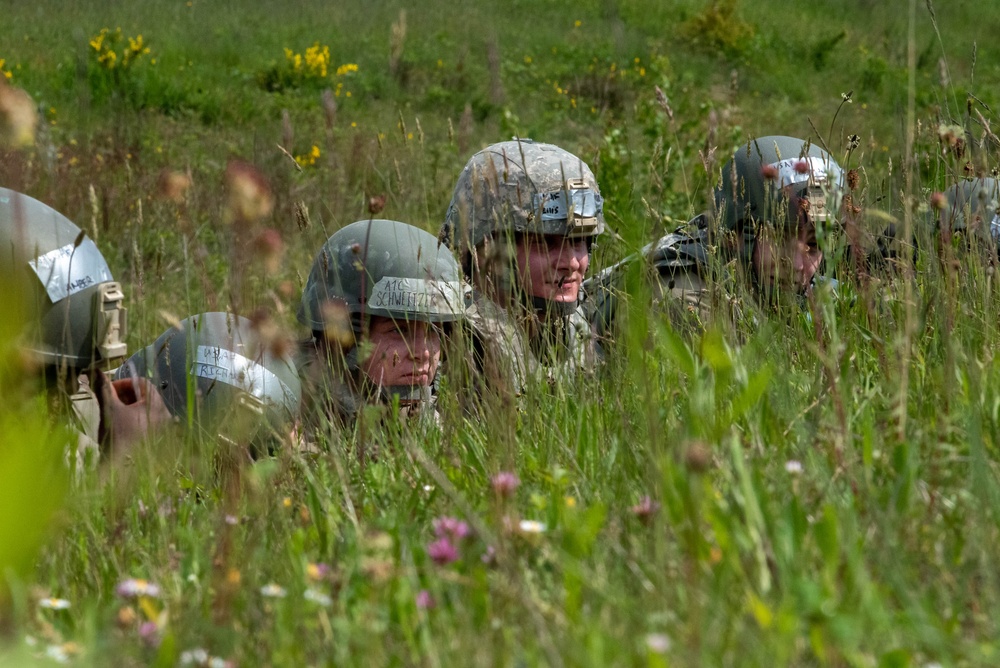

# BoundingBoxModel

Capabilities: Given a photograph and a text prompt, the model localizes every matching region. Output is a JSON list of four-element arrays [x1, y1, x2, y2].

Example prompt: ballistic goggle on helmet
[[716, 136, 845, 253], [0, 188, 127, 370], [116, 312, 301, 446], [440, 139, 606, 264]]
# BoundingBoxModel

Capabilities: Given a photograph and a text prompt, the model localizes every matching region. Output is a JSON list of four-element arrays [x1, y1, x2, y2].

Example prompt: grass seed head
[[225, 160, 273, 222], [0, 81, 38, 149]]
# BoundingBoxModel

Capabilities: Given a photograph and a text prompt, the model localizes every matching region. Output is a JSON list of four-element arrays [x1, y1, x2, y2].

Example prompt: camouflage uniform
[[441, 139, 603, 397], [63, 376, 102, 471], [295, 339, 365, 430], [463, 291, 596, 396], [588, 219, 716, 344]]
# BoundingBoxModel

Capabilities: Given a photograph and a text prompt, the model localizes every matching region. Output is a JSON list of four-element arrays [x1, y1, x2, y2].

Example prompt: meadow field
[[3, 0, 1000, 665]]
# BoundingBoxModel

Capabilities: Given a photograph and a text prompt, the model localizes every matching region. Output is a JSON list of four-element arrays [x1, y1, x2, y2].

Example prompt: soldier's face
[[752, 222, 822, 292], [360, 316, 441, 388], [514, 233, 590, 303]]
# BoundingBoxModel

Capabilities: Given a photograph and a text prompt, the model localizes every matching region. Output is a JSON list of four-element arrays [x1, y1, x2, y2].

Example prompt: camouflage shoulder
[[462, 292, 529, 395], [566, 303, 599, 368], [67, 376, 102, 473], [296, 339, 363, 436], [650, 264, 713, 334]]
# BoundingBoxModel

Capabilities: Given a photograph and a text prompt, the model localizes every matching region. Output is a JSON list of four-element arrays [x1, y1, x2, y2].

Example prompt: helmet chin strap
[[530, 294, 577, 318], [381, 384, 432, 404]]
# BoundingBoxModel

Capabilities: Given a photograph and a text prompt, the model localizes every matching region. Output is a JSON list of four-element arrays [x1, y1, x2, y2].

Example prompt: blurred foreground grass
[[3, 0, 1000, 665]]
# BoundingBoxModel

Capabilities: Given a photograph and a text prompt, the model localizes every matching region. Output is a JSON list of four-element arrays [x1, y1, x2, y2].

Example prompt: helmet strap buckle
[[95, 281, 127, 366]]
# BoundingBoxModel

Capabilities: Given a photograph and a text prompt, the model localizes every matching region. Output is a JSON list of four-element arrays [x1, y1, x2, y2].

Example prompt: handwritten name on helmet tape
[[369, 277, 464, 316], [192, 345, 297, 408], [28, 239, 114, 303], [766, 157, 845, 192], [533, 185, 603, 222]]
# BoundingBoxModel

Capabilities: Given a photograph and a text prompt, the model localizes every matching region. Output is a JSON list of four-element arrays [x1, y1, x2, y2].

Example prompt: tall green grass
[[3, 0, 1000, 664]]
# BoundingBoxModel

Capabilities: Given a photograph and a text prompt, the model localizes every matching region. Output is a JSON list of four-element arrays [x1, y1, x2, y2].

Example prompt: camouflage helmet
[[440, 139, 605, 263], [115, 312, 301, 445], [939, 177, 1000, 244], [298, 219, 465, 337], [0, 188, 127, 370], [716, 136, 844, 249]]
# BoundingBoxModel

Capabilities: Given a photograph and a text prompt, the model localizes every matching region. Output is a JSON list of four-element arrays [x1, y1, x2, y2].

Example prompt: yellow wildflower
[[89, 29, 107, 52], [304, 43, 330, 77], [295, 144, 321, 167], [89, 27, 151, 71]]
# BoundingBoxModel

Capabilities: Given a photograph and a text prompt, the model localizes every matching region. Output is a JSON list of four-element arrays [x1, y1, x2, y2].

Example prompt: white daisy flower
[[518, 520, 547, 534], [260, 583, 287, 598], [116, 578, 161, 598], [304, 588, 332, 607], [44, 644, 69, 664], [180, 648, 210, 665], [38, 597, 71, 610]]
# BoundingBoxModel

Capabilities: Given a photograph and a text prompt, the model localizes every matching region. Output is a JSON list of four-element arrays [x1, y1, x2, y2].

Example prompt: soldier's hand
[[94, 370, 172, 456]]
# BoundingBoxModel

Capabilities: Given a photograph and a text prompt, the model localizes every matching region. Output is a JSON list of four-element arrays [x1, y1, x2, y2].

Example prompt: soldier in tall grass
[[297, 219, 465, 434], [590, 135, 844, 342], [114, 311, 302, 458], [439, 139, 603, 399], [0, 187, 166, 465]]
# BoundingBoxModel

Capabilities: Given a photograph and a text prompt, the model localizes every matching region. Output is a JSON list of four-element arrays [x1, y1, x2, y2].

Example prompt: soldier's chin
[[765, 278, 809, 296], [548, 284, 580, 303]]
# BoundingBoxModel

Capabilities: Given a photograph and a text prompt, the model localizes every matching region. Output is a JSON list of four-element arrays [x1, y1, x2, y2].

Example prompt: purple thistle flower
[[481, 545, 497, 565], [426, 538, 459, 565], [432, 516, 471, 541], [631, 496, 661, 525], [138, 621, 161, 648], [491, 472, 520, 498], [415, 589, 435, 609]]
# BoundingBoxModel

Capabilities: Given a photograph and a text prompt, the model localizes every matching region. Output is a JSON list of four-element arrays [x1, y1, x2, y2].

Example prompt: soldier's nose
[[793, 243, 808, 272], [411, 334, 431, 360], [567, 251, 582, 271], [554, 245, 583, 271]]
